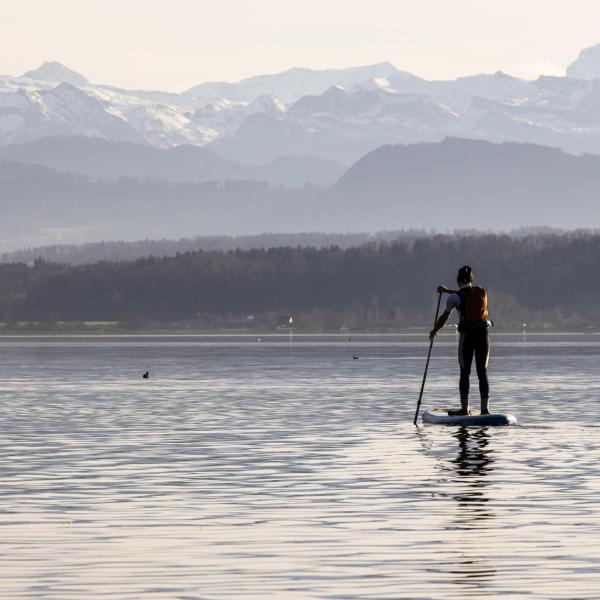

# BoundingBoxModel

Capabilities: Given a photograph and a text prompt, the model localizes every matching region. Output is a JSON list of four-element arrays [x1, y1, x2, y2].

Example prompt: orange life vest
[[458, 286, 489, 332]]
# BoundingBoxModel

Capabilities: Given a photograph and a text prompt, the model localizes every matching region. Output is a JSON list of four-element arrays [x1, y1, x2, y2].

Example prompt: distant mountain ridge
[[22, 61, 89, 86], [183, 62, 407, 103], [567, 44, 600, 79], [2, 138, 600, 251], [0, 137, 345, 186], [328, 137, 600, 230], [3, 44, 600, 164]]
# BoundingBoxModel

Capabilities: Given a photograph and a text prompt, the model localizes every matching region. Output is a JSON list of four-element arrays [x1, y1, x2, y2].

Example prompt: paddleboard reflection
[[452, 427, 495, 500], [447, 427, 498, 589]]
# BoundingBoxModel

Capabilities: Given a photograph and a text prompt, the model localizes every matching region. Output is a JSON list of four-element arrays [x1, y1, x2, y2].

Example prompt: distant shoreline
[[0, 324, 595, 336]]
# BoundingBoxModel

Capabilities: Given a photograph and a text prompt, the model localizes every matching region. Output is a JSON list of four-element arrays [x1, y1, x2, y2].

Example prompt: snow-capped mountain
[[22, 61, 89, 86], [0, 83, 142, 145], [3, 44, 600, 164], [183, 62, 406, 103], [567, 43, 600, 80], [213, 86, 461, 165]]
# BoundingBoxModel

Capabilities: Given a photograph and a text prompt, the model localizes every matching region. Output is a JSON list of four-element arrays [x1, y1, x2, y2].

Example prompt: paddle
[[413, 291, 443, 425]]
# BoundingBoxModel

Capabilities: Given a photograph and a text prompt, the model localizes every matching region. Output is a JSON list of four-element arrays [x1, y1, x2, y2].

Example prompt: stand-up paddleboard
[[422, 408, 518, 426]]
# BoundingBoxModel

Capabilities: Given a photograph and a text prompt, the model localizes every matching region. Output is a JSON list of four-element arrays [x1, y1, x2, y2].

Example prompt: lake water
[[1, 333, 599, 599]]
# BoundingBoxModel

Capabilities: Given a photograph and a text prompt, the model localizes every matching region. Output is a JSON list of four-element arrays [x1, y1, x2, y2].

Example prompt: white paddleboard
[[422, 408, 518, 426]]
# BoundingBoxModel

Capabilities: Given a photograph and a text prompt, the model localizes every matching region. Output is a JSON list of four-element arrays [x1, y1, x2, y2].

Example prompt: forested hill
[[0, 233, 599, 330]]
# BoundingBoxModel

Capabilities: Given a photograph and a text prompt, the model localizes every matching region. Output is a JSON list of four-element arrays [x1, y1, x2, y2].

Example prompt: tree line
[[0, 232, 599, 330], [1, 230, 431, 266]]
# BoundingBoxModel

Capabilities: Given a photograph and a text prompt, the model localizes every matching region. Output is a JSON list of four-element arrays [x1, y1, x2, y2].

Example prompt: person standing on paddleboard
[[429, 265, 491, 416]]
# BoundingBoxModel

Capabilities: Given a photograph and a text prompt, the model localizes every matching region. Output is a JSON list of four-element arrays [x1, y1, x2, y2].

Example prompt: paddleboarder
[[429, 265, 491, 416]]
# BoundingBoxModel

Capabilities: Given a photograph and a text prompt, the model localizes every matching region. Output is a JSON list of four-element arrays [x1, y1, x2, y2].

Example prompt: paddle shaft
[[413, 292, 443, 425]]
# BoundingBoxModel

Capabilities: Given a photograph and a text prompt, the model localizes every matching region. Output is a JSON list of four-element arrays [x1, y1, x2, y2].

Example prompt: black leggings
[[458, 327, 490, 400]]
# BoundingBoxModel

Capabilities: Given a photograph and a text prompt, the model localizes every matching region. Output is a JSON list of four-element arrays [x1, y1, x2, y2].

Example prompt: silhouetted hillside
[[329, 138, 600, 230], [0, 137, 344, 186], [3, 138, 600, 251], [0, 161, 325, 250]]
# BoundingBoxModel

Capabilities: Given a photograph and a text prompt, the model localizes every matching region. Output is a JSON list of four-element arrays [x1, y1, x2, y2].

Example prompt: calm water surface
[[0, 333, 599, 599]]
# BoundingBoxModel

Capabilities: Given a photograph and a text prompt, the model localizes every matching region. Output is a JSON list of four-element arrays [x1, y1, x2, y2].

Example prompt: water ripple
[[0, 334, 598, 598]]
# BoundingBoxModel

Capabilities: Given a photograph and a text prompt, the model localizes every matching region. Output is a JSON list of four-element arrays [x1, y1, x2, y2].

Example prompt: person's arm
[[429, 286, 459, 339], [437, 285, 456, 294], [430, 311, 451, 339]]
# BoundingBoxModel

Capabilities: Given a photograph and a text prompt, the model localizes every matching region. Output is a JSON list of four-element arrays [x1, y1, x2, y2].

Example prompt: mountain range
[[2, 138, 600, 252], [3, 45, 600, 165]]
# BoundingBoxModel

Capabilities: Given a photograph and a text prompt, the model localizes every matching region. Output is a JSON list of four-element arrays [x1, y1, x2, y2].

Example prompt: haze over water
[[1, 333, 599, 598]]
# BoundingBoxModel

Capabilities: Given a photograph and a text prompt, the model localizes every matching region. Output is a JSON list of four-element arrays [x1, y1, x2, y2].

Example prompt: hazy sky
[[2, 0, 600, 91]]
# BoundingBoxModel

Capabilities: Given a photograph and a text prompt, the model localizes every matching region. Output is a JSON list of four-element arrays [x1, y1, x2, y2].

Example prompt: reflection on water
[[452, 428, 494, 521], [449, 428, 497, 590], [0, 333, 600, 599]]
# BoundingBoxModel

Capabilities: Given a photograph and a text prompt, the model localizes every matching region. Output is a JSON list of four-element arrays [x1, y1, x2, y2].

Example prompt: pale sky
[[2, 0, 600, 91]]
